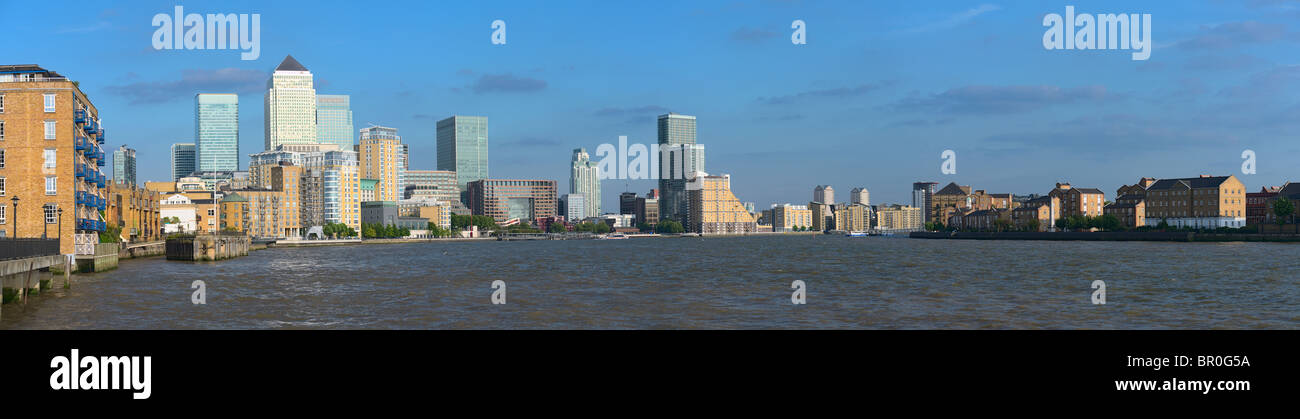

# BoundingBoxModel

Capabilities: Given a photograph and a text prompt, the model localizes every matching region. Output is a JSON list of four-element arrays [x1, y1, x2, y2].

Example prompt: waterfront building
[[1048, 183, 1105, 218], [466, 179, 558, 222], [195, 93, 239, 172], [399, 198, 450, 229], [1104, 194, 1146, 229], [771, 204, 813, 232], [112, 145, 137, 187], [1012, 196, 1060, 232], [808, 202, 829, 231], [657, 112, 700, 221], [571, 148, 602, 219], [561, 193, 585, 221], [171, 143, 196, 181], [635, 193, 659, 226], [619, 192, 638, 216], [685, 173, 756, 234], [264, 55, 317, 150], [218, 193, 249, 233], [1247, 186, 1282, 226], [304, 150, 361, 230], [931, 182, 973, 223], [876, 205, 923, 231], [912, 182, 939, 223], [1263, 182, 1300, 225], [813, 185, 835, 218], [1141, 175, 1246, 228], [436, 115, 488, 189], [403, 169, 460, 203], [834, 203, 869, 232], [0, 65, 107, 253], [160, 193, 217, 234], [105, 181, 160, 242], [224, 165, 303, 238], [950, 209, 1010, 231], [359, 178, 378, 203], [602, 213, 635, 228], [362, 201, 427, 231], [358, 125, 404, 202], [315, 94, 353, 151], [989, 193, 1015, 210], [849, 187, 869, 206]]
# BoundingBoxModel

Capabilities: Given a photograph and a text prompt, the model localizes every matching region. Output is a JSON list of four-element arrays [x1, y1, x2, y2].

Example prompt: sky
[[4, 0, 1299, 212]]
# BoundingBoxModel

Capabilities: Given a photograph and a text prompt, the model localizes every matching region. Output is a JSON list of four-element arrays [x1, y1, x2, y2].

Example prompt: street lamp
[[9, 195, 18, 238], [57, 207, 64, 244]]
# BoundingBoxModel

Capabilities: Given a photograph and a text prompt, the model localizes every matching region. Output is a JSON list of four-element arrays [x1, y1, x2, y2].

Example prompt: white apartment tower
[[264, 55, 317, 151]]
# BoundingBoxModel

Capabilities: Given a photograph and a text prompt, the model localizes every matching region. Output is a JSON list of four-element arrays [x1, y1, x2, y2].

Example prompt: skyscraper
[[912, 182, 939, 223], [113, 145, 137, 186], [436, 115, 488, 189], [316, 94, 354, 151], [171, 143, 196, 181], [264, 55, 317, 150], [195, 93, 239, 172], [570, 148, 601, 219], [359, 125, 404, 202], [850, 187, 869, 206], [657, 112, 700, 221]]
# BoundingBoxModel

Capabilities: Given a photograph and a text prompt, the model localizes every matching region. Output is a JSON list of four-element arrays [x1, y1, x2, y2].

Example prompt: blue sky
[[4, 0, 1299, 211]]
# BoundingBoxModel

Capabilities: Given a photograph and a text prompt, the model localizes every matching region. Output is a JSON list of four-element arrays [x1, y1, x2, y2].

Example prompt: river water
[[2, 236, 1296, 329]]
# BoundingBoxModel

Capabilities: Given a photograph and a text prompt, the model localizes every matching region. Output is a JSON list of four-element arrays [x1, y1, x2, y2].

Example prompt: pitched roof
[[1074, 188, 1105, 194], [275, 55, 308, 72], [934, 182, 971, 196], [1146, 176, 1232, 191]]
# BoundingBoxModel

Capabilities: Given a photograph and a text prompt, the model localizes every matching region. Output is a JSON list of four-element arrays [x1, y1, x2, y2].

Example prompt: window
[[44, 149, 56, 169], [45, 176, 57, 195], [0, 204, 5, 224], [1, 120, 6, 139], [45, 120, 56, 139], [44, 204, 57, 224], [0, 94, 5, 112], [0, 176, 4, 196], [44, 94, 56, 112], [0, 149, 4, 168]]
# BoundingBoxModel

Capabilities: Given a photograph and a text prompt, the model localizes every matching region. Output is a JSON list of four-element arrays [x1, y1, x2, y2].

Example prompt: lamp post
[[43, 205, 49, 239], [9, 195, 18, 238], [57, 207, 64, 245]]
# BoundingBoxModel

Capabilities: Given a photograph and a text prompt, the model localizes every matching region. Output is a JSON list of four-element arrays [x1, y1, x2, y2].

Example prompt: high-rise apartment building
[[657, 112, 700, 222], [850, 187, 869, 206], [562, 193, 585, 222], [570, 147, 601, 219], [358, 125, 404, 202], [171, 143, 196, 181], [436, 115, 488, 189], [685, 173, 756, 234], [113, 145, 137, 186], [316, 94, 353, 151], [0, 65, 108, 253], [771, 204, 813, 232], [195, 93, 239, 172], [912, 182, 939, 223], [264, 55, 317, 150]]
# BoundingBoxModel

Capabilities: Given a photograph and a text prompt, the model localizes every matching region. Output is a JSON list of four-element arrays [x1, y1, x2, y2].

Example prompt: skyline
[[4, 0, 1299, 212]]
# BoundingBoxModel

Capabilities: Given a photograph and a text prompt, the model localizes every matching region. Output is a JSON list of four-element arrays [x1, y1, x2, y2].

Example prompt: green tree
[[548, 222, 567, 233], [1273, 198, 1295, 226], [655, 220, 685, 234], [99, 223, 122, 243]]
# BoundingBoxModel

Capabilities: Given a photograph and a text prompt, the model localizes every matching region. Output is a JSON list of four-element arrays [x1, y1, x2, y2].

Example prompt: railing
[[97, 128, 105, 143], [74, 109, 87, 124], [0, 238, 61, 261], [75, 135, 88, 151]]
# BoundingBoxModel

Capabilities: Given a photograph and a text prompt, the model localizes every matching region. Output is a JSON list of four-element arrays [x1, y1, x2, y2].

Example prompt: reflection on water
[[2, 236, 1297, 329]]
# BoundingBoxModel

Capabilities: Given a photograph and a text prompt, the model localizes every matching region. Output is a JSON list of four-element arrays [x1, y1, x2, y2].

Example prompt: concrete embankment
[[166, 235, 251, 261], [909, 231, 1300, 242]]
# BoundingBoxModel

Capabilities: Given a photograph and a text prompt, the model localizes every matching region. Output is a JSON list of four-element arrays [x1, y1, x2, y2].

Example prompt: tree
[[1273, 198, 1295, 226], [636, 222, 652, 233], [99, 223, 122, 243], [548, 222, 567, 233], [1096, 214, 1121, 231], [993, 218, 1011, 232], [655, 220, 684, 234], [593, 222, 612, 234], [1026, 219, 1041, 232]]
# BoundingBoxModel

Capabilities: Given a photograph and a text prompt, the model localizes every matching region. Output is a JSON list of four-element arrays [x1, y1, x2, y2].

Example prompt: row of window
[[0, 120, 61, 140], [0, 203, 64, 224], [0, 176, 60, 196]]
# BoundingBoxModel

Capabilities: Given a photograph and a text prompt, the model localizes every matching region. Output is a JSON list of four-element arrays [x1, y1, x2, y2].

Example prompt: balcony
[[97, 129, 106, 144], [75, 164, 87, 179], [96, 174, 106, 188], [75, 135, 89, 151], [82, 142, 95, 157], [83, 119, 98, 135], [74, 109, 86, 124]]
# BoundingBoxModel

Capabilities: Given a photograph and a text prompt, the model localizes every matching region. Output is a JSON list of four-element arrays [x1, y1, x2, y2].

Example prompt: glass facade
[[657, 113, 699, 221], [171, 143, 196, 181], [436, 116, 488, 189], [195, 94, 239, 172], [113, 145, 137, 186], [570, 148, 601, 219], [316, 94, 353, 151]]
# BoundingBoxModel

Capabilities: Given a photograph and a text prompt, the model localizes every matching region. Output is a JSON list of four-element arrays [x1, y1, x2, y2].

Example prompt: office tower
[[436, 115, 488, 189], [912, 182, 939, 223], [403, 169, 460, 204], [466, 179, 557, 222], [113, 145, 137, 186], [685, 173, 756, 234], [195, 93, 239, 172], [562, 193, 585, 221], [657, 112, 699, 221], [171, 143, 196, 181], [0, 65, 107, 252], [359, 125, 404, 202], [813, 185, 834, 218], [850, 187, 869, 206], [315, 94, 353, 151], [635, 195, 659, 226], [401, 144, 409, 170], [570, 148, 601, 219], [264, 55, 317, 150], [619, 192, 638, 216]]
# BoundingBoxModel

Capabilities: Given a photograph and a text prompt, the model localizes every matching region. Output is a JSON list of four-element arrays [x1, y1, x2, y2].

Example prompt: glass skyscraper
[[436, 115, 488, 189], [657, 112, 700, 221], [171, 143, 196, 181], [113, 145, 137, 186], [316, 94, 353, 151], [570, 148, 601, 219], [195, 93, 239, 172]]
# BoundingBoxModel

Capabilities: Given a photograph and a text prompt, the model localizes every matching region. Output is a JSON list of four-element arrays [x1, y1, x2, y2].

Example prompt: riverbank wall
[[909, 231, 1300, 242]]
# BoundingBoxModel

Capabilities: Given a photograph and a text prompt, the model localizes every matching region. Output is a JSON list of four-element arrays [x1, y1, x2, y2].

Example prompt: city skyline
[[5, 1, 1299, 212]]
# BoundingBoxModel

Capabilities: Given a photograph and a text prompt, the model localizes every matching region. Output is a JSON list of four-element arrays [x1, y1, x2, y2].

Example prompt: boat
[[599, 233, 629, 240], [845, 231, 868, 237]]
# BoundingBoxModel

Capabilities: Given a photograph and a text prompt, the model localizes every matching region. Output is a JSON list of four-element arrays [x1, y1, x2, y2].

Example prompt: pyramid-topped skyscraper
[[264, 54, 317, 150]]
